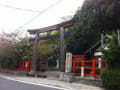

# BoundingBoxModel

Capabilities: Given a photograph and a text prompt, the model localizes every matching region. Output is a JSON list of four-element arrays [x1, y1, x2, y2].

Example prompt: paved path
[[0, 73, 103, 90], [0, 77, 60, 90]]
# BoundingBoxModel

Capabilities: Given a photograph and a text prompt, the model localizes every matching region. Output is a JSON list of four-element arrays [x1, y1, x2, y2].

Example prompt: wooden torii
[[28, 19, 75, 74]]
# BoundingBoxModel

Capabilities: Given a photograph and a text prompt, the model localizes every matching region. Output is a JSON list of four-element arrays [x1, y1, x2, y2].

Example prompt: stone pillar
[[60, 27, 65, 72], [65, 52, 72, 73], [30, 32, 39, 75], [59, 52, 73, 82]]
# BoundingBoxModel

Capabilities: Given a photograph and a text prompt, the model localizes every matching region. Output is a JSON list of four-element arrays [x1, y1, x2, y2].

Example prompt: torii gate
[[28, 19, 75, 74]]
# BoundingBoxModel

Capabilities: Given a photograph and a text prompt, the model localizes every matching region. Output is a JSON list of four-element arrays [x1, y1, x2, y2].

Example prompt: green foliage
[[0, 31, 59, 69], [66, 0, 120, 54], [98, 0, 120, 31], [102, 32, 120, 69], [101, 32, 120, 89], [0, 37, 33, 69], [101, 69, 120, 89], [35, 38, 59, 66], [65, 0, 101, 54], [50, 31, 59, 35]]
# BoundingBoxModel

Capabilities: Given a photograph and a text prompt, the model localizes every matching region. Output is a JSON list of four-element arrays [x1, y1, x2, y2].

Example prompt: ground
[[0, 72, 104, 90]]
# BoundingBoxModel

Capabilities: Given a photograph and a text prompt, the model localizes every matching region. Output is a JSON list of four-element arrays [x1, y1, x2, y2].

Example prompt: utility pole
[[118, 29, 120, 46], [31, 32, 39, 75], [101, 32, 104, 48], [60, 27, 65, 72]]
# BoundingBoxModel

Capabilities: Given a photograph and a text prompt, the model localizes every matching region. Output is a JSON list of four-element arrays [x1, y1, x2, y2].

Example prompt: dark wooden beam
[[28, 19, 75, 34]]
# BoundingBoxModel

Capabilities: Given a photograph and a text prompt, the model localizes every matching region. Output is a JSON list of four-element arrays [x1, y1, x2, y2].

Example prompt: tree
[[65, 0, 101, 54], [0, 30, 60, 69], [66, 0, 120, 55], [97, 0, 120, 31], [0, 32, 33, 69]]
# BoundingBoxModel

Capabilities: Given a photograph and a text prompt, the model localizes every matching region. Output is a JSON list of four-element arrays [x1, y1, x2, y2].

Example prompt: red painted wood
[[72, 60, 76, 73], [92, 59, 95, 77], [19, 60, 32, 72], [72, 55, 107, 77]]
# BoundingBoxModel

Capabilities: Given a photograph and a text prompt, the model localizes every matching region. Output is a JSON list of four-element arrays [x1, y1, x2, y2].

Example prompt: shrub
[[101, 69, 120, 89]]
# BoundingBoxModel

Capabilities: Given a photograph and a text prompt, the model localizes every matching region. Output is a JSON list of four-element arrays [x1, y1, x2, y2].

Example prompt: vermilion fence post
[[92, 59, 95, 77], [30, 61, 32, 71], [22, 61, 23, 71], [82, 59, 84, 67], [27, 61, 29, 71], [20, 61, 22, 70], [72, 60, 76, 73], [20, 61, 21, 70], [22, 61, 24, 71], [24, 61, 27, 71], [28, 61, 30, 71], [23, 61, 25, 71]]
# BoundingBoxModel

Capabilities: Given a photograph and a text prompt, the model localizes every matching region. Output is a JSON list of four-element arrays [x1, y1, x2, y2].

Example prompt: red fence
[[20, 55, 107, 77], [1, 67, 18, 71], [19, 61, 32, 71], [72, 56, 107, 77]]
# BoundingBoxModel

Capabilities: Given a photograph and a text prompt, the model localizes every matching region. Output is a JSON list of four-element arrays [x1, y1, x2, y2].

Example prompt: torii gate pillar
[[60, 27, 65, 72], [30, 33, 39, 75]]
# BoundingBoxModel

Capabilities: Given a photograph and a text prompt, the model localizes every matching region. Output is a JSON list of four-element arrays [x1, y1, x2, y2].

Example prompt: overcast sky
[[0, 0, 84, 34]]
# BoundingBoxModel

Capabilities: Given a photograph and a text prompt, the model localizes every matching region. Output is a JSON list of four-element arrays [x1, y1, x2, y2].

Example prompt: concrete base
[[72, 76, 102, 87], [58, 72, 74, 83], [28, 71, 48, 78], [29, 70, 35, 75], [28, 70, 38, 78]]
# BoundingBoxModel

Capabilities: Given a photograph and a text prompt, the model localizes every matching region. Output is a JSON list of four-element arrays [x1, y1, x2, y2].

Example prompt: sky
[[0, 0, 84, 35]]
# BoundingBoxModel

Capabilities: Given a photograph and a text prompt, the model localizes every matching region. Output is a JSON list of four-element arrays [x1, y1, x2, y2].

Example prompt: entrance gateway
[[28, 19, 75, 75]]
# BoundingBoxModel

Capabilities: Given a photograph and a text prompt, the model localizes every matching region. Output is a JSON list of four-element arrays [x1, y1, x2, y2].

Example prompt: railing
[[1, 67, 18, 71], [72, 56, 107, 77], [19, 61, 32, 71]]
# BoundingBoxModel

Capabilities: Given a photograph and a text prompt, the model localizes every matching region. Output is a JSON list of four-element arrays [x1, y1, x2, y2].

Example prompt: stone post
[[65, 52, 72, 73], [59, 52, 73, 82]]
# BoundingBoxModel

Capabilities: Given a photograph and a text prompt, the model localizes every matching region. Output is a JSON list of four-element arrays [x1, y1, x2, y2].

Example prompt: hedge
[[101, 69, 120, 89]]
